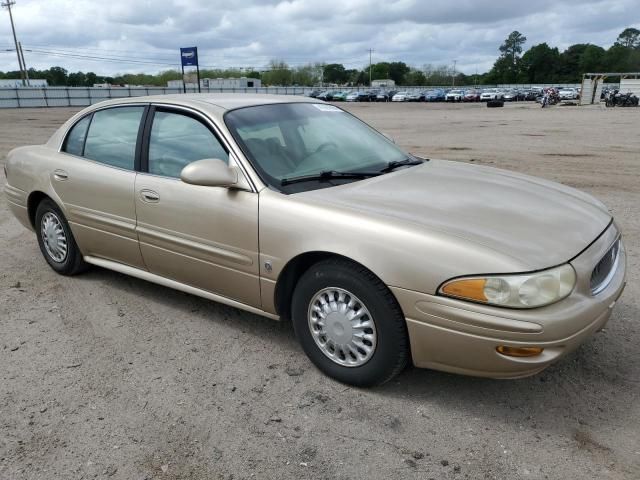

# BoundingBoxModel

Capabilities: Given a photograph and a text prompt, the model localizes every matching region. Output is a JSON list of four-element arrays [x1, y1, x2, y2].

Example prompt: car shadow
[[79, 265, 638, 435], [376, 299, 639, 434]]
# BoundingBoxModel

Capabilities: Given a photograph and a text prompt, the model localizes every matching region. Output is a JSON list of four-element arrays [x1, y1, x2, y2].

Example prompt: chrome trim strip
[[136, 224, 254, 266], [4, 184, 27, 206], [67, 204, 137, 238], [83, 255, 279, 320]]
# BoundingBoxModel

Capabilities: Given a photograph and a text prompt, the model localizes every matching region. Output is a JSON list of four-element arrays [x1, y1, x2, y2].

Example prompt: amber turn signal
[[496, 345, 544, 357], [441, 278, 487, 302]]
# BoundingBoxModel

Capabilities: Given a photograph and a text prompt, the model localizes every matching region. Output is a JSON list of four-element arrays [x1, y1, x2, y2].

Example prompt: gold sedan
[[4, 94, 626, 386]]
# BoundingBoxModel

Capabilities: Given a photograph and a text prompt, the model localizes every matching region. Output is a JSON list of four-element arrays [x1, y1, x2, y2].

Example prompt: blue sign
[[180, 47, 198, 67]]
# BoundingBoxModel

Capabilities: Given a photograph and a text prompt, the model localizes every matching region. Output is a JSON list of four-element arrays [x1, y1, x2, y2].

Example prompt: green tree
[[578, 45, 606, 73], [500, 31, 527, 65], [67, 71, 86, 87], [388, 61, 410, 85], [261, 60, 292, 86], [405, 69, 426, 85], [486, 31, 527, 83], [521, 43, 561, 83], [558, 44, 589, 81], [322, 63, 347, 84], [604, 44, 634, 71], [84, 72, 98, 86], [292, 64, 319, 86], [615, 27, 640, 48], [45, 66, 68, 86]]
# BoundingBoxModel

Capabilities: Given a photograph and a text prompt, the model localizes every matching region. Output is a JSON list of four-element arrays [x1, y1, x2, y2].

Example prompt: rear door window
[[83, 106, 145, 170], [62, 115, 91, 157]]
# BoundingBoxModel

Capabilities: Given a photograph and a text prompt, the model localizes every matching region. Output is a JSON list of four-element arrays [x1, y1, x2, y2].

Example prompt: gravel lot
[[1, 102, 638, 480]]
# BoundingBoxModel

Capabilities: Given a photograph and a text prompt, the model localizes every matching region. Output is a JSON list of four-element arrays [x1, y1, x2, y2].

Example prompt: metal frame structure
[[580, 72, 640, 105]]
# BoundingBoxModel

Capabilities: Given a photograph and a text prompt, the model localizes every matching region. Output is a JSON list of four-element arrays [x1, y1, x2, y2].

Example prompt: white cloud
[[0, 0, 638, 75]]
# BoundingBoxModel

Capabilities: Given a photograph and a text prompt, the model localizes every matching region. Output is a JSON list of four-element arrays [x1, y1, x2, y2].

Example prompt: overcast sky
[[1, 0, 639, 75]]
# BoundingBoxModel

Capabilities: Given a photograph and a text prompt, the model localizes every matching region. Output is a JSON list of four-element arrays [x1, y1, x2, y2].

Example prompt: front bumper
[[392, 223, 627, 378]]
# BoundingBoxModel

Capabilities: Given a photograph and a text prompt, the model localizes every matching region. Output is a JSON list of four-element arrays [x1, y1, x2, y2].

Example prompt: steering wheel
[[315, 141, 338, 153]]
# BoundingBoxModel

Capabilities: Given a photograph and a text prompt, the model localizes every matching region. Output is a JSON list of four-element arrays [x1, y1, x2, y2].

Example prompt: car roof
[[85, 93, 323, 119]]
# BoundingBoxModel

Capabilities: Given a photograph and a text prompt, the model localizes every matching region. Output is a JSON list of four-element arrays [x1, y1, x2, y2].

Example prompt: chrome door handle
[[140, 189, 160, 203], [53, 169, 68, 181]]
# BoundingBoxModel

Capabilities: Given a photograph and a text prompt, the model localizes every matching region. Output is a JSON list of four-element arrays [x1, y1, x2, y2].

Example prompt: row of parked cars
[[308, 87, 582, 103]]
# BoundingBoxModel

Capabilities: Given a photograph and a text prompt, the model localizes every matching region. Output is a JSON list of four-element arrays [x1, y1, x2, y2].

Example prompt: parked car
[[376, 90, 397, 102], [463, 89, 481, 102], [316, 90, 336, 101], [524, 88, 543, 101], [346, 91, 360, 102], [4, 94, 626, 387], [365, 90, 380, 101], [332, 91, 348, 101], [558, 88, 579, 100], [425, 89, 446, 102], [391, 91, 410, 102], [406, 91, 422, 102], [503, 90, 519, 101], [480, 89, 504, 101], [345, 91, 370, 102], [307, 90, 323, 98], [445, 90, 465, 102]]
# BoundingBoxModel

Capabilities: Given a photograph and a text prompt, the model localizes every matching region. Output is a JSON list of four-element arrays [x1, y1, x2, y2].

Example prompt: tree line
[[1, 28, 638, 87]]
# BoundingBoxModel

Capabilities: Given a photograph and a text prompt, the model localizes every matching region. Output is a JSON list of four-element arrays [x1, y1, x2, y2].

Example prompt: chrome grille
[[590, 239, 620, 295]]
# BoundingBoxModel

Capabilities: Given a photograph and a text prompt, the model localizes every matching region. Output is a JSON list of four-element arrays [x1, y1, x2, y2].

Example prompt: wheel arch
[[27, 191, 53, 228], [273, 250, 398, 321]]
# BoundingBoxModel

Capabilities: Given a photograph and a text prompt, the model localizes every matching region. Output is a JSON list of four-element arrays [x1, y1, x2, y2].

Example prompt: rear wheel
[[35, 199, 88, 275], [291, 259, 409, 387]]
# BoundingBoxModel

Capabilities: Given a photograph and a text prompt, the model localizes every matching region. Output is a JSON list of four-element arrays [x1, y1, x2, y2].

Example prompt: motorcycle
[[605, 90, 639, 107], [540, 89, 560, 108]]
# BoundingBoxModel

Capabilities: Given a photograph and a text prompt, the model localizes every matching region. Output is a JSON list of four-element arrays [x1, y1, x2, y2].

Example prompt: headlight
[[439, 264, 576, 309]]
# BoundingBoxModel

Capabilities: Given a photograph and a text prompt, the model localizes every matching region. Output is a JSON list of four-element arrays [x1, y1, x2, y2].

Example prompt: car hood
[[299, 160, 611, 270]]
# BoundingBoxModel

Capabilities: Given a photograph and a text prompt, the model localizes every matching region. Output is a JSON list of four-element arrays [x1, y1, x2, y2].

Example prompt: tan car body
[[4, 94, 627, 378]]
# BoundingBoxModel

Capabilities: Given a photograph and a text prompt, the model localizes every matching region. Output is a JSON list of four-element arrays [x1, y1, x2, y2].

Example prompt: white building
[[168, 77, 262, 89], [371, 79, 396, 88], [0, 79, 48, 88]]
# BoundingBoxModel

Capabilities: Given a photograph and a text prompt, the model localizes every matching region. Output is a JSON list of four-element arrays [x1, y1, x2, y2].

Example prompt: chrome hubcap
[[40, 212, 68, 263], [308, 287, 377, 367]]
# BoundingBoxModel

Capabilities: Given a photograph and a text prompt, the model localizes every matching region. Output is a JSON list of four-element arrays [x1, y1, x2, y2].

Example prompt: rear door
[[53, 105, 147, 268], [134, 106, 261, 307]]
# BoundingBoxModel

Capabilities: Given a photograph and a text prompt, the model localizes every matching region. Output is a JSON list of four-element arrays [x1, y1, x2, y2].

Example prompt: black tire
[[291, 258, 410, 387], [487, 100, 504, 108], [35, 198, 88, 275]]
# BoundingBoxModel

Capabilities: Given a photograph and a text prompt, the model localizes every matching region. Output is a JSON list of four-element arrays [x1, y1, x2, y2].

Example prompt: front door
[[134, 107, 260, 307]]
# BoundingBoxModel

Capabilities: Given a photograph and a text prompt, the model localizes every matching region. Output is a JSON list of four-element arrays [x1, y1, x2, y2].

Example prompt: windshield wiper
[[379, 157, 425, 173], [280, 170, 381, 186]]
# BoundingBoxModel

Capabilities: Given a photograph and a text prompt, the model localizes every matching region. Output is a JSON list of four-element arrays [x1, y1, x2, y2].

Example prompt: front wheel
[[291, 259, 410, 387]]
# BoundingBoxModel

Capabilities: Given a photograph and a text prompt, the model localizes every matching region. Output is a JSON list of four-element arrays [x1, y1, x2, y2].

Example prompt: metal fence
[[0, 84, 584, 108]]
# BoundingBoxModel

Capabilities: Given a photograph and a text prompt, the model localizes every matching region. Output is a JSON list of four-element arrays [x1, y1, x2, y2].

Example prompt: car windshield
[[225, 103, 409, 193]]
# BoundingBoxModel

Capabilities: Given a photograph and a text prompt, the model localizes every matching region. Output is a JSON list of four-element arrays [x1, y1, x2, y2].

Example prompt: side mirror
[[180, 158, 238, 187]]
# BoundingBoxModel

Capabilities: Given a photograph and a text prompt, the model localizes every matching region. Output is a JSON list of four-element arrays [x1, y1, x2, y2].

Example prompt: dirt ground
[[1, 101, 638, 480]]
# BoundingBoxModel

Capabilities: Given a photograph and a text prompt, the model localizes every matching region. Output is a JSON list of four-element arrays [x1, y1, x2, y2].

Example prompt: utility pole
[[2, 0, 26, 86], [452, 59, 457, 87], [368, 48, 373, 87], [18, 41, 29, 85]]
